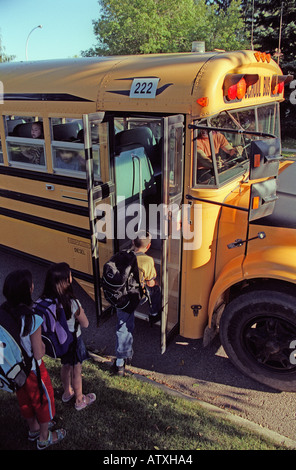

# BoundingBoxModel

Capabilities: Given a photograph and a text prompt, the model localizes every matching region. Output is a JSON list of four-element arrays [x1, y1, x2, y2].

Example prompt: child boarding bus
[[0, 50, 295, 391]]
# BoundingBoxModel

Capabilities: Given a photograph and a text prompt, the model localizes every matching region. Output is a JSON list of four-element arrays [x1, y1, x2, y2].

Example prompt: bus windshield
[[194, 103, 280, 186]]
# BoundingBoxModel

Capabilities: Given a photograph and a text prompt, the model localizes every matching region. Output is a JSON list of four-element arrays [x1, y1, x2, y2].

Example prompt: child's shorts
[[61, 334, 90, 365], [16, 360, 55, 423]]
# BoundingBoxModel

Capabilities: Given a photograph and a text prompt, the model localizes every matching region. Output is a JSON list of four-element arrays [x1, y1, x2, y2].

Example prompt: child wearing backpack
[[113, 231, 161, 376], [40, 263, 96, 411], [1, 269, 66, 450]]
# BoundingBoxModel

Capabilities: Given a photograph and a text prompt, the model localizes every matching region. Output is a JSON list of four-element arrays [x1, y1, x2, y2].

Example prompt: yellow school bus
[[0, 50, 295, 391]]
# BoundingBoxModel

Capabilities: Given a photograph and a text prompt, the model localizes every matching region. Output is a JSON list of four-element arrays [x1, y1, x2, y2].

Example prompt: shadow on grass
[[0, 358, 285, 451]]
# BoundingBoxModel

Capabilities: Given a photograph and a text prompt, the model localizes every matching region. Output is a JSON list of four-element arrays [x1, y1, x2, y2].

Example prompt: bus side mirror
[[248, 177, 278, 222], [249, 138, 281, 181]]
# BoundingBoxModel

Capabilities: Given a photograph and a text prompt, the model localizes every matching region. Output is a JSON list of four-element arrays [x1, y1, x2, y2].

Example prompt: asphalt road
[[0, 250, 295, 443]]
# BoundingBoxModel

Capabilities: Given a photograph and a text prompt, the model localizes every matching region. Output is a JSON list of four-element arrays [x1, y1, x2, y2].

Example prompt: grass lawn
[[0, 356, 289, 451]]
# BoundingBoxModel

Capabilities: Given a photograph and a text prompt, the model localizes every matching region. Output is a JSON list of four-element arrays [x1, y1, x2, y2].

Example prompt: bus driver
[[196, 129, 243, 181]]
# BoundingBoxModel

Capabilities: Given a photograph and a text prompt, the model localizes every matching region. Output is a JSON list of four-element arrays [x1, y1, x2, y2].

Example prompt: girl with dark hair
[[2, 269, 66, 450], [41, 263, 96, 411]]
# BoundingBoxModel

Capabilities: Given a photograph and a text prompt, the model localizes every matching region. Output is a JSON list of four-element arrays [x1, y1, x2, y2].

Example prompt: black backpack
[[101, 250, 143, 313]]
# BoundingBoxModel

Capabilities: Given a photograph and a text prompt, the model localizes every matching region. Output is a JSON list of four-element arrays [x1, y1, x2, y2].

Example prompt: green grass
[[0, 357, 288, 451], [282, 137, 296, 150], [282, 137, 296, 157]]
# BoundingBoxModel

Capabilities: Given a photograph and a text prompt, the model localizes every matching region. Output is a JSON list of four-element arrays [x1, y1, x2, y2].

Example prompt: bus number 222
[[130, 78, 159, 99]]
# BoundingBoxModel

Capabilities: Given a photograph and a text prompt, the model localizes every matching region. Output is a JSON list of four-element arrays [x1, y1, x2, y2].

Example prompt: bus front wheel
[[219, 290, 296, 391]]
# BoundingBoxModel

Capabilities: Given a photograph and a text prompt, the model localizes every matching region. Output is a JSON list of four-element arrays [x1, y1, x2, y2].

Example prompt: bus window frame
[[4, 115, 47, 171], [0, 137, 3, 165], [51, 140, 101, 180], [49, 117, 102, 180], [51, 139, 86, 178], [192, 103, 281, 189], [6, 135, 47, 171], [192, 120, 220, 188]]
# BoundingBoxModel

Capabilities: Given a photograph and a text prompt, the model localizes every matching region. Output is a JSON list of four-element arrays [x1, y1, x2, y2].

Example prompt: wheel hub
[[244, 316, 296, 371]]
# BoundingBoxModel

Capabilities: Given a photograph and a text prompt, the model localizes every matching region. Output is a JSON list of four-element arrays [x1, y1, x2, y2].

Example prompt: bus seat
[[115, 144, 156, 202], [115, 127, 156, 160], [12, 122, 35, 138], [53, 121, 81, 141], [7, 119, 25, 135], [77, 129, 84, 142]]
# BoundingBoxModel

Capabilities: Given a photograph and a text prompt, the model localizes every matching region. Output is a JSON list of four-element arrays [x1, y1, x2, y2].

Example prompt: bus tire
[[219, 290, 296, 392]]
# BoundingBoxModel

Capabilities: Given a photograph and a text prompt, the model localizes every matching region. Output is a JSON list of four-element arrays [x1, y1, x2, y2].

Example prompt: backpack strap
[[0, 303, 44, 399], [0, 303, 32, 371], [130, 250, 144, 298], [34, 358, 44, 404], [0, 303, 33, 391]]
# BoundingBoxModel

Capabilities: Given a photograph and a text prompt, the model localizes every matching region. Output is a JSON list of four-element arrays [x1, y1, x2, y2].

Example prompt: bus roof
[[0, 50, 283, 117]]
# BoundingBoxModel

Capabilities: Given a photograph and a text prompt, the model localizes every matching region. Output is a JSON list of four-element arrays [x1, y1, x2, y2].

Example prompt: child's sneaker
[[111, 360, 125, 376]]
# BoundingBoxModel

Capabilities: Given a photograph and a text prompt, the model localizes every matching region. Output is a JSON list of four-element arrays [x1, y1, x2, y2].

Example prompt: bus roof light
[[227, 84, 237, 100], [236, 78, 247, 99], [223, 74, 258, 101], [271, 74, 293, 95], [254, 52, 261, 62], [254, 51, 271, 63]]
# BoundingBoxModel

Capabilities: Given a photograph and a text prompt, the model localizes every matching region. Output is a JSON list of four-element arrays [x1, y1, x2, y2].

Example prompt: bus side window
[[0, 136, 3, 164], [51, 118, 101, 179], [195, 128, 215, 185], [51, 119, 86, 175], [5, 117, 46, 167]]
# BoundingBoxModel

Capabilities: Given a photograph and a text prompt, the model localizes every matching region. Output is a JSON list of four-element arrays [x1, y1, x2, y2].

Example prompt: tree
[[252, 1, 296, 63], [206, 0, 249, 51], [0, 35, 15, 63], [82, 0, 248, 56], [247, 1, 296, 139]]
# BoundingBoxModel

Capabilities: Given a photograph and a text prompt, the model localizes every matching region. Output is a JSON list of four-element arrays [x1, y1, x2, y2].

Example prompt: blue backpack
[[0, 304, 32, 393], [34, 298, 73, 359]]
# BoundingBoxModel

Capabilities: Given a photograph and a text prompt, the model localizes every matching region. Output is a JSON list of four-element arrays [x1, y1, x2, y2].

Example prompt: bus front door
[[83, 112, 116, 324], [84, 112, 184, 354], [160, 115, 184, 353]]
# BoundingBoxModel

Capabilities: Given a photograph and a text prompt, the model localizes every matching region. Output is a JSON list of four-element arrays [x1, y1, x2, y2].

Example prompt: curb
[[90, 352, 296, 450]]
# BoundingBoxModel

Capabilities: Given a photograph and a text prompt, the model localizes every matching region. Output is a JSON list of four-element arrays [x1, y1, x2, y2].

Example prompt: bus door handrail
[[132, 154, 143, 228]]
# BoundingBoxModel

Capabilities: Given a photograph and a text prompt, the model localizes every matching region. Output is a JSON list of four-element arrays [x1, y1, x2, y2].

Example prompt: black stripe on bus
[[0, 166, 88, 189], [0, 207, 90, 239], [3, 93, 93, 102], [0, 244, 94, 284], [0, 167, 110, 198], [0, 189, 89, 217]]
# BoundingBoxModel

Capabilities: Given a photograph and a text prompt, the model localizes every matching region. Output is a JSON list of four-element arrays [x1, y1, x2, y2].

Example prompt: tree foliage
[[245, 0, 296, 138], [82, 0, 248, 56], [0, 35, 15, 63]]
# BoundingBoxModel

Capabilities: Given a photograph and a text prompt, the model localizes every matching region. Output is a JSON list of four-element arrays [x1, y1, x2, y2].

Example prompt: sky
[[0, 0, 101, 61]]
